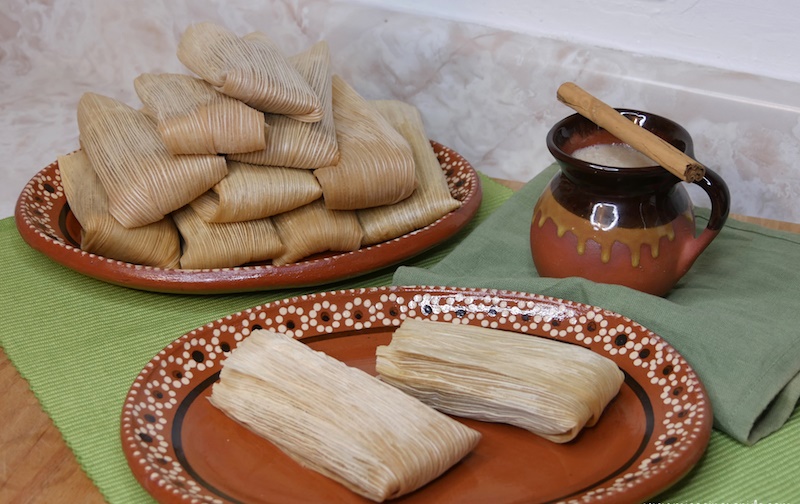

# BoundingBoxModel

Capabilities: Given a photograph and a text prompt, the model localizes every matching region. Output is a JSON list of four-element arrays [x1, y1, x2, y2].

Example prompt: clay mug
[[530, 109, 730, 296]]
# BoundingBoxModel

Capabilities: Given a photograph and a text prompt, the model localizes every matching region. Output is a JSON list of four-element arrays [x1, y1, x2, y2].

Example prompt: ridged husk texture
[[77, 92, 228, 228], [228, 41, 338, 168], [134, 72, 268, 155], [376, 318, 625, 443], [358, 100, 461, 245], [271, 199, 363, 266], [172, 205, 284, 269], [209, 329, 481, 502], [190, 161, 322, 222], [58, 150, 181, 268], [314, 76, 416, 210], [177, 22, 322, 121]]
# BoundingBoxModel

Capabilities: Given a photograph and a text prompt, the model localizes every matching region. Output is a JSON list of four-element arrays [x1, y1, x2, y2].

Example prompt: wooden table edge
[[0, 347, 107, 503], [2, 177, 798, 504]]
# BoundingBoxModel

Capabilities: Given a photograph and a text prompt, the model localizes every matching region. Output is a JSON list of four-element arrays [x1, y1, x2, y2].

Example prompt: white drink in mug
[[571, 143, 657, 168]]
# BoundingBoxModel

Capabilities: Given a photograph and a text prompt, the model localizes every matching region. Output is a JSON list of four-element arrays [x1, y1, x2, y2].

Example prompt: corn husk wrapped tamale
[[210, 329, 481, 503], [77, 92, 227, 228], [134, 72, 268, 155], [313, 76, 416, 210], [177, 22, 322, 121], [271, 199, 363, 266], [190, 161, 322, 222], [58, 150, 180, 268], [358, 101, 461, 245], [172, 205, 284, 269], [376, 318, 625, 443], [228, 41, 338, 169]]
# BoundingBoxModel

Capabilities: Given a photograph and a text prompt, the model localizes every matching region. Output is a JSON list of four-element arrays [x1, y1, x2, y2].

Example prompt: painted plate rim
[[120, 285, 713, 504], [14, 141, 481, 294]]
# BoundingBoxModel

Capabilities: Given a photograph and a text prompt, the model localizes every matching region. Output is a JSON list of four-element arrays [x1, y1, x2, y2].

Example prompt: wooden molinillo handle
[[556, 82, 705, 182]]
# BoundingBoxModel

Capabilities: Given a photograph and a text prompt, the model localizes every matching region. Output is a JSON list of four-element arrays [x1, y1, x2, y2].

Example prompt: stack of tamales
[[62, 21, 461, 269]]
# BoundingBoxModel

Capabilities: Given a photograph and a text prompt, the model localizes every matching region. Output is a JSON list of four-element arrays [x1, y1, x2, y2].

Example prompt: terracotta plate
[[14, 141, 480, 294], [121, 286, 712, 504]]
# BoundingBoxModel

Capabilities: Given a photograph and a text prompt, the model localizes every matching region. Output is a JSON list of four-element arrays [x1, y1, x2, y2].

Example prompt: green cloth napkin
[[0, 173, 507, 504], [394, 171, 800, 502], [393, 166, 800, 503], [395, 165, 800, 446]]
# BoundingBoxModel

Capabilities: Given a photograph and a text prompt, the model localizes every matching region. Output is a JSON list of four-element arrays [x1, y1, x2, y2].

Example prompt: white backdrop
[[351, 0, 800, 85]]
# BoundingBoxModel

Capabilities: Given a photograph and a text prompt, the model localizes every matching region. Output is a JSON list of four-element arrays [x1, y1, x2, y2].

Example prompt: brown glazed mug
[[530, 109, 730, 296]]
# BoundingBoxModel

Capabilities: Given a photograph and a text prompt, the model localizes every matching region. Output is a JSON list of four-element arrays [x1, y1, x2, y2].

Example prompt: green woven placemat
[[3, 173, 799, 502], [658, 410, 800, 502], [0, 173, 508, 503]]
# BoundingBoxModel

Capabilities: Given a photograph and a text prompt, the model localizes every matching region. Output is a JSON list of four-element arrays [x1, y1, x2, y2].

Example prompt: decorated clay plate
[[121, 286, 712, 504], [14, 141, 480, 294]]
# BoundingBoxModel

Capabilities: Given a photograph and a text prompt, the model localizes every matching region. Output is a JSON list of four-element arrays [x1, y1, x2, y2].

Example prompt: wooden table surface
[[2, 178, 799, 503]]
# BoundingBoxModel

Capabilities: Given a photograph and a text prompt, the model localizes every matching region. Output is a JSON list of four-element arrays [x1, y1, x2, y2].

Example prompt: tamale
[[376, 318, 625, 443], [177, 22, 322, 121], [172, 205, 284, 269], [209, 329, 481, 503], [228, 41, 339, 169], [134, 72, 268, 155], [271, 199, 363, 266], [190, 161, 322, 222], [241, 32, 325, 123], [358, 100, 462, 245], [313, 76, 416, 210], [58, 150, 180, 268], [77, 92, 227, 228]]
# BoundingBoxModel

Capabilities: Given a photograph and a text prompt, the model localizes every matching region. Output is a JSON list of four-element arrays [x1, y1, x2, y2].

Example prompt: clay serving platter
[[14, 141, 480, 294], [121, 286, 712, 504]]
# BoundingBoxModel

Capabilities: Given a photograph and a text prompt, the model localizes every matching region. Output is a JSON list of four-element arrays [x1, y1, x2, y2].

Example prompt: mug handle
[[678, 167, 730, 273]]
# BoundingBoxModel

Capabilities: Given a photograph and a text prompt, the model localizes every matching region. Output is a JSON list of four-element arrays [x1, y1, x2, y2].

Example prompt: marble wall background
[[354, 0, 800, 85], [2, 0, 799, 222]]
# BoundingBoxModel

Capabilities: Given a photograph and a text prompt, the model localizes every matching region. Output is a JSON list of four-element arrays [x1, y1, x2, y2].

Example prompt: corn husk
[[314, 76, 416, 210], [172, 205, 284, 269], [228, 41, 338, 169], [271, 199, 363, 266], [358, 101, 462, 245], [134, 72, 268, 155], [77, 92, 227, 228], [58, 150, 180, 268], [376, 318, 625, 443], [209, 329, 481, 503], [177, 22, 322, 121], [190, 161, 322, 222]]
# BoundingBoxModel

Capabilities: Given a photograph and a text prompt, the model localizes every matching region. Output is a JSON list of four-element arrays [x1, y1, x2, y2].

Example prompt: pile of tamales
[[60, 22, 461, 269]]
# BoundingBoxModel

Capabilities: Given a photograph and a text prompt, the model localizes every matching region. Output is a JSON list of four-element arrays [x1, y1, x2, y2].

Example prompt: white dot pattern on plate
[[120, 286, 710, 504], [17, 161, 64, 241]]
